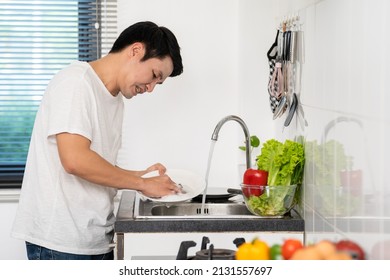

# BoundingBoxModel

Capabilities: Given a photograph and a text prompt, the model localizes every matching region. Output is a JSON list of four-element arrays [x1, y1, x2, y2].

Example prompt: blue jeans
[[26, 242, 114, 260]]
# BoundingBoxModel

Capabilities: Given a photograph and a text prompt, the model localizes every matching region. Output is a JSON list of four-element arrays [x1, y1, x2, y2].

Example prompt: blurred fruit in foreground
[[281, 239, 303, 260], [290, 246, 322, 260], [315, 240, 337, 259], [235, 239, 270, 260], [270, 244, 283, 260], [290, 240, 357, 260], [235, 238, 364, 260], [335, 240, 365, 260]]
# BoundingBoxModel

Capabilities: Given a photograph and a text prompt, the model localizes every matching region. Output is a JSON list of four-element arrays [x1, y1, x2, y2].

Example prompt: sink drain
[[196, 207, 209, 214]]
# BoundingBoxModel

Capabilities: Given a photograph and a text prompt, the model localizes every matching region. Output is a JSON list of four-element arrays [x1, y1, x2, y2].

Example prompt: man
[[11, 21, 183, 260]]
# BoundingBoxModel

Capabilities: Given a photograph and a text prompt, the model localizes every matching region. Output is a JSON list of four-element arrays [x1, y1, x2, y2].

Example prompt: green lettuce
[[247, 186, 294, 216], [256, 139, 305, 186]]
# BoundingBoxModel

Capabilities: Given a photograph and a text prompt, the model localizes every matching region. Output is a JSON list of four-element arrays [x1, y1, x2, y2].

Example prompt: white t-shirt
[[11, 61, 124, 255]]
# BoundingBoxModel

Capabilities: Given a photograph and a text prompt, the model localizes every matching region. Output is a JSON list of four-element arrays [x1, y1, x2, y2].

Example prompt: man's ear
[[128, 42, 145, 58]]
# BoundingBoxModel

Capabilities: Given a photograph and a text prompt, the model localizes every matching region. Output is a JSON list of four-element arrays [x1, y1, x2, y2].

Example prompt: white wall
[[237, 0, 278, 156], [0, 197, 27, 260]]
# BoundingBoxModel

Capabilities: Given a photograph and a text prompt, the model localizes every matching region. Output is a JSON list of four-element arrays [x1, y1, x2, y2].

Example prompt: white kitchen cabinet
[[121, 232, 304, 260]]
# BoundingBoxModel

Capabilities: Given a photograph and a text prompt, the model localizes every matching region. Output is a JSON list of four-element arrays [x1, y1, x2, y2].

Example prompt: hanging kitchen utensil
[[283, 31, 291, 62], [273, 93, 287, 119], [267, 30, 281, 113], [280, 53, 295, 124], [289, 27, 308, 129], [272, 23, 293, 120], [290, 30, 297, 64], [267, 30, 279, 61], [268, 60, 284, 99], [284, 92, 298, 127], [269, 31, 285, 101]]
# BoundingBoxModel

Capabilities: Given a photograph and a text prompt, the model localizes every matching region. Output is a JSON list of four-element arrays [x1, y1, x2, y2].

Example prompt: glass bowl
[[240, 184, 298, 217]]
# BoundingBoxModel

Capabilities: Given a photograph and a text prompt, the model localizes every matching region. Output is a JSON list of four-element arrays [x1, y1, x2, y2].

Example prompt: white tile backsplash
[[278, 0, 390, 259]]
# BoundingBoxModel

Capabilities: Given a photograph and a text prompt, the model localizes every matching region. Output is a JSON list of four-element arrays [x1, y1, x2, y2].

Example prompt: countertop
[[114, 191, 304, 233]]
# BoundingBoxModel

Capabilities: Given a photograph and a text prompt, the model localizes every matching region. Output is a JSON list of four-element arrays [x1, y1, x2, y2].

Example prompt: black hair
[[109, 21, 183, 77]]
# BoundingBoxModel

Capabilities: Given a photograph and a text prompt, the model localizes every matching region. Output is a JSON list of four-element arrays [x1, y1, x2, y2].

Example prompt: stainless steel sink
[[151, 203, 251, 216], [134, 197, 275, 219]]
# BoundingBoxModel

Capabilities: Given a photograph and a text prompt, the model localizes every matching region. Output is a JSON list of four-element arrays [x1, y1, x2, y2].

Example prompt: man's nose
[[146, 81, 157, 92]]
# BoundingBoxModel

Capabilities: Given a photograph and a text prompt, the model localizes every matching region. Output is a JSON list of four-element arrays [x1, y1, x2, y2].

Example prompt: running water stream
[[200, 140, 216, 214]]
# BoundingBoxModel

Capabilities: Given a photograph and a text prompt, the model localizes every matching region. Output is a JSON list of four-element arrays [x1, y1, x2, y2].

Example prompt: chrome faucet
[[211, 115, 252, 169]]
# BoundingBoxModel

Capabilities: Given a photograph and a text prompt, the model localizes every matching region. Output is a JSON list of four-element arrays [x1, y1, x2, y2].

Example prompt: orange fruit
[[290, 246, 321, 260], [315, 240, 336, 259]]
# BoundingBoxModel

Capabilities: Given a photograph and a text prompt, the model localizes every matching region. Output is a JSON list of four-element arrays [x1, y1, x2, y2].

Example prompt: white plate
[[138, 169, 206, 202]]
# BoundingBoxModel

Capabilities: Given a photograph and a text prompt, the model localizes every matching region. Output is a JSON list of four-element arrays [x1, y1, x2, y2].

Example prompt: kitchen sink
[[134, 197, 277, 219], [151, 203, 250, 216]]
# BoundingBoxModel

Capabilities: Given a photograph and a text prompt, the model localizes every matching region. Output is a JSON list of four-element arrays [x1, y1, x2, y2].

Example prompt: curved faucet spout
[[211, 115, 251, 169]]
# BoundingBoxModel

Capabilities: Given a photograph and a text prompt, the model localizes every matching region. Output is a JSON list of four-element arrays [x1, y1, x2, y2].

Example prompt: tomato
[[235, 239, 270, 260], [335, 240, 365, 260], [281, 239, 303, 260], [243, 169, 268, 185], [270, 244, 283, 260]]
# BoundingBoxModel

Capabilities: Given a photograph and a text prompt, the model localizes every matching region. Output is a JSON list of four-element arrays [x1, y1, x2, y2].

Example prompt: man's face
[[119, 44, 174, 99]]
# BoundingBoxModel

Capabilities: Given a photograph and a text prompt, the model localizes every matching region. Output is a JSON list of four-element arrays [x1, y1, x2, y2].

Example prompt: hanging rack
[[279, 14, 300, 32], [270, 13, 307, 129]]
